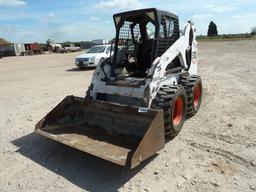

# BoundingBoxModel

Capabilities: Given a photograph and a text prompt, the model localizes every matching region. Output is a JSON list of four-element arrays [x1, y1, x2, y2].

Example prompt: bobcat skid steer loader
[[35, 8, 202, 168]]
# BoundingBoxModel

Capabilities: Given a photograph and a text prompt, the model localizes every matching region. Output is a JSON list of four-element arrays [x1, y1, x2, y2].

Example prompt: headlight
[[89, 56, 95, 62]]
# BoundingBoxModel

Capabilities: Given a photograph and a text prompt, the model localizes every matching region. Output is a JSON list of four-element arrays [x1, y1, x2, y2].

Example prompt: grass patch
[[197, 34, 256, 42]]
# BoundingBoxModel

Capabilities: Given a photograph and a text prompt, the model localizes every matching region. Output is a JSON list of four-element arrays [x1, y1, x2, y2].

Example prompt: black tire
[[151, 85, 187, 139], [181, 75, 202, 117]]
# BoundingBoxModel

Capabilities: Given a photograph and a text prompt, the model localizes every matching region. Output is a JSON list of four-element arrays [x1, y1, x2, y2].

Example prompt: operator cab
[[111, 8, 180, 78]]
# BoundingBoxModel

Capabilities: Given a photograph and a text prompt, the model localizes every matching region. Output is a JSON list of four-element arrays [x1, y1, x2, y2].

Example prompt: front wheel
[[152, 85, 187, 139]]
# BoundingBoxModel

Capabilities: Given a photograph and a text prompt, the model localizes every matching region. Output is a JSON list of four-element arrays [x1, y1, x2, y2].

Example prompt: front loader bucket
[[35, 96, 164, 168]]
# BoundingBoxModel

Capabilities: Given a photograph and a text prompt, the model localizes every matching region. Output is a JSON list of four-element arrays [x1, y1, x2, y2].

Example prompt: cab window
[[146, 22, 155, 39]]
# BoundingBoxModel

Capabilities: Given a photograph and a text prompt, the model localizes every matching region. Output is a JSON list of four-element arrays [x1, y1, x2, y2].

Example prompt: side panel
[[130, 110, 165, 168]]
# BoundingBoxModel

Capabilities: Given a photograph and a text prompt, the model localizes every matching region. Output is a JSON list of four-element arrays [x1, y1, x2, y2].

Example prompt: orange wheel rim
[[194, 84, 201, 108], [172, 96, 184, 126]]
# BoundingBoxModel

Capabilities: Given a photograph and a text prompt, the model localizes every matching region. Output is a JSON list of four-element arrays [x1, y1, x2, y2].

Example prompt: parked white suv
[[75, 45, 112, 68]]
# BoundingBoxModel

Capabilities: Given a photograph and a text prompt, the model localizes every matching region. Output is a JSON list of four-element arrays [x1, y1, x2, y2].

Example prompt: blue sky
[[0, 0, 255, 43]]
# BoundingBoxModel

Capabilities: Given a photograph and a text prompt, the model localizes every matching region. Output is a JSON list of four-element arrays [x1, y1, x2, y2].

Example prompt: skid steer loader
[[35, 8, 202, 168]]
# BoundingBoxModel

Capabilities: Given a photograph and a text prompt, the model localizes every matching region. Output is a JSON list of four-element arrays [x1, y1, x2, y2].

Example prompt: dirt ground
[[0, 40, 256, 192]]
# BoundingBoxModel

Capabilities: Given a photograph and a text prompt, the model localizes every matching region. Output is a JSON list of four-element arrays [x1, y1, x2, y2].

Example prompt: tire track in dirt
[[185, 139, 256, 170], [194, 131, 256, 147]]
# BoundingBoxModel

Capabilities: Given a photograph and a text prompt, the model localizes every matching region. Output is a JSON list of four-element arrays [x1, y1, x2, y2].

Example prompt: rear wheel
[[152, 85, 187, 139], [181, 75, 202, 117]]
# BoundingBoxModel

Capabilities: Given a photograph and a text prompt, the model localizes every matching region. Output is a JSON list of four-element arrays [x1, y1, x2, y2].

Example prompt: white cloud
[[192, 14, 213, 20], [90, 16, 99, 21], [233, 13, 256, 24], [236, 0, 256, 5], [48, 13, 55, 18], [0, 24, 20, 32], [205, 4, 236, 12], [95, 0, 143, 10], [0, 0, 26, 7], [41, 13, 57, 24], [233, 13, 256, 20]]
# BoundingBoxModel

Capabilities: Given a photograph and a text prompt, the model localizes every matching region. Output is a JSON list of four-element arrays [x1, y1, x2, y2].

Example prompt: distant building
[[92, 39, 110, 45]]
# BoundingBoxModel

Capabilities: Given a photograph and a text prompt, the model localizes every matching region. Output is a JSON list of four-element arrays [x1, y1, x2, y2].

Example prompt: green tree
[[251, 27, 256, 35], [207, 21, 218, 36]]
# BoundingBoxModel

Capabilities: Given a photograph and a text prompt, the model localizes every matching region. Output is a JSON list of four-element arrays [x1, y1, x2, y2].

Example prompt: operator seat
[[136, 39, 153, 76]]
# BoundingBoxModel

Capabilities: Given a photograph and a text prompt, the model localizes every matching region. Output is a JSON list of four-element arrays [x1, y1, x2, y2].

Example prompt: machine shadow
[[12, 133, 156, 192], [66, 67, 95, 72]]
